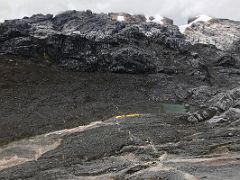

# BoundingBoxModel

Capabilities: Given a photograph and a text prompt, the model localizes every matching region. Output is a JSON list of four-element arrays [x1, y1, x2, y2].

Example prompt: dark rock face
[[1, 10, 240, 179], [0, 10, 186, 73]]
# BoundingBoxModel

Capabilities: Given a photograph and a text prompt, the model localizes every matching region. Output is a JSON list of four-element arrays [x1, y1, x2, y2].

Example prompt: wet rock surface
[[0, 11, 240, 179]]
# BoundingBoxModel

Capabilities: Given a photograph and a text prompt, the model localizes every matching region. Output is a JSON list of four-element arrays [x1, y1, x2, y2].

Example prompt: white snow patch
[[179, 15, 212, 34], [179, 25, 188, 34], [152, 15, 164, 25], [117, 15, 125, 22], [193, 14, 212, 23], [146, 16, 150, 22], [146, 15, 164, 25], [72, 31, 81, 35]]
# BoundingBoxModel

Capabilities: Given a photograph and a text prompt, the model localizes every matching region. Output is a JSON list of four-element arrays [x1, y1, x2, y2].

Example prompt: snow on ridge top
[[117, 15, 125, 22], [152, 15, 164, 25], [193, 15, 212, 23], [146, 15, 164, 25], [179, 14, 212, 34]]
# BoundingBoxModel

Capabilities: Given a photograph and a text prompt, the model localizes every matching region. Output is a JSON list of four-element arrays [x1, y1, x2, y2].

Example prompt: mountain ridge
[[1, 10, 239, 74]]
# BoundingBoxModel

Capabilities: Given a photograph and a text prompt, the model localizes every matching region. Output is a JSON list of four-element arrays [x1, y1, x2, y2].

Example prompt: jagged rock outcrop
[[1, 11, 240, 76], [0, 10, 188, 73], [183, 17, 240, 52], [186, 87, 240, 123]]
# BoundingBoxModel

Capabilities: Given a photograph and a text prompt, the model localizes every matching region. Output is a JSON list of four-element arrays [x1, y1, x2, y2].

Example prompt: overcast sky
[[0, 0, 239, 25]]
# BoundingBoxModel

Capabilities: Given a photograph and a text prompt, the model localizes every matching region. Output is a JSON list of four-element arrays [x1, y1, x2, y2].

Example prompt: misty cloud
[[0, 0, 239, 25]]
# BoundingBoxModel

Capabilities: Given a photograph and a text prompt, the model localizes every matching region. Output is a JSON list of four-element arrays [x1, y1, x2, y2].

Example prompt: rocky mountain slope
[[182, 15, 240, 52], [0, 10, 240, 179]]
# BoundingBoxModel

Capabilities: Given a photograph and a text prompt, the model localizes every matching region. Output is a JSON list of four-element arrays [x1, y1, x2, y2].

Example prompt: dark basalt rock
[[2, 10, 238, 77], [1, 10, 240, 180], [0, 10, 189, 73]]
